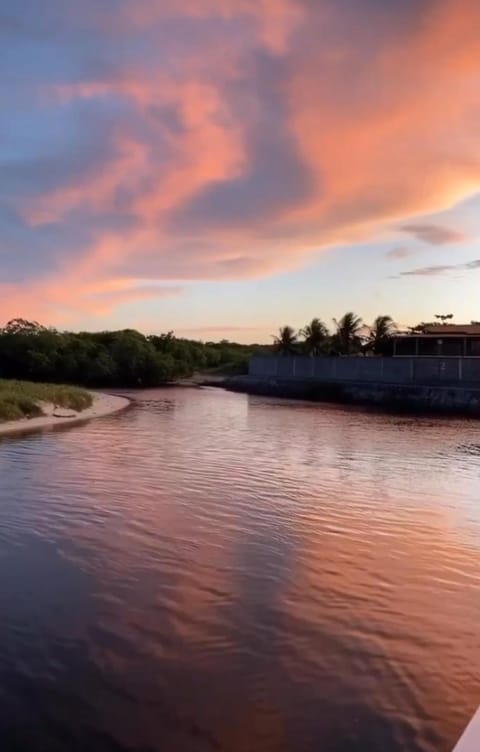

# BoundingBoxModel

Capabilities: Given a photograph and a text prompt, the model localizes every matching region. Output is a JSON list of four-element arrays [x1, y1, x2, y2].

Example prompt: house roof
[[422, 324, 480, 336], [394, 324, 480, 338]]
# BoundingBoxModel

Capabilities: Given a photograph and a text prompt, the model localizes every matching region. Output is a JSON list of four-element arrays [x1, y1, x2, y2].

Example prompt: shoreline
[[0, 391, 130, 439], [454, 709, 480, 752]]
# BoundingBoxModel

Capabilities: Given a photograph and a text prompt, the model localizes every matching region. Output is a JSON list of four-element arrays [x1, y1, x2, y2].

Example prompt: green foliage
[[0, 379, 92, 422], [0, 395, 42, 422], [0, 320, 261, 388]]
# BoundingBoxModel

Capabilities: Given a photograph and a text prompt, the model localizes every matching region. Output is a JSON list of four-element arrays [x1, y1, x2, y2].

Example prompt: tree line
[[273, 313, 397, 356], [0, 319, 264, 388]]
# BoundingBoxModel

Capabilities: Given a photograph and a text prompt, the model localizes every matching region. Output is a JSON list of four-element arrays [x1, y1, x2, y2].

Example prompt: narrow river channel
[[0, 387, 478, 751]]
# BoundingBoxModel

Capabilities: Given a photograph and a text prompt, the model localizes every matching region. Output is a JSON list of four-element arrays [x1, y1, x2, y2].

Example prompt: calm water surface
[[0, 387, 478, 751]]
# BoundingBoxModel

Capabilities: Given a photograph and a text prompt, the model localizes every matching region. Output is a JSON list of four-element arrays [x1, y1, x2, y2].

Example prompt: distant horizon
[[2, 0, 479, 340], [3, 312, 479, 347]]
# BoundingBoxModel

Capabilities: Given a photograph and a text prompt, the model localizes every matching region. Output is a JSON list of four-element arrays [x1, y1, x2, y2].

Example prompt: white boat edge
[[453, 709, 480, 752]]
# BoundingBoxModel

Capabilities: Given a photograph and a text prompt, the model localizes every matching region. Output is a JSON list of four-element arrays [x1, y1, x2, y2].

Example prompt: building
[[392, 324, 480, 357]]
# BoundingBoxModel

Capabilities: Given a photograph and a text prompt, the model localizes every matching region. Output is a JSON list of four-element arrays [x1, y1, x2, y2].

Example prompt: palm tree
[[273, 326, 297, 355], [332, 312, 363, 355], [367, 315, 396, 355], [301, 318, 329, 356]]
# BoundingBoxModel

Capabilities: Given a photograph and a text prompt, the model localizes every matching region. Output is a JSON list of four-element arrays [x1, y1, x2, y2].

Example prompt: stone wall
[[224, 374, 480, 417]]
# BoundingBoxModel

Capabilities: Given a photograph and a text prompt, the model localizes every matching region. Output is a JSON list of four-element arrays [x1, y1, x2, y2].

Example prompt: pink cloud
[[0, 276, 183, 325], [83, 284, 184, 314], [4, 0, 480, 326], [399, 224, 466, 245], [386, 247, 412, 261]]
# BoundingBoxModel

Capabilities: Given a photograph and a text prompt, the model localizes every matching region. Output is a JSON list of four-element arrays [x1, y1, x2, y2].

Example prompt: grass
[[0, 379, 93, 423]]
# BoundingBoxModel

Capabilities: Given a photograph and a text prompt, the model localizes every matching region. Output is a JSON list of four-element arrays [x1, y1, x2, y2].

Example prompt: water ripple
[[0, 387, 478, 751]]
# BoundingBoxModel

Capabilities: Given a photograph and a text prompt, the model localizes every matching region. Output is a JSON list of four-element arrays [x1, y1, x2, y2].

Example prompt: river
[[0, 387, 478, 751]]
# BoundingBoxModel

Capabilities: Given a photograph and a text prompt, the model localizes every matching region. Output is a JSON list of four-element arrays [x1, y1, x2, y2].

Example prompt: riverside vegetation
[[0, 314, 454, 406], [0, 319, 264, 389], [0, 379, 92, 423]]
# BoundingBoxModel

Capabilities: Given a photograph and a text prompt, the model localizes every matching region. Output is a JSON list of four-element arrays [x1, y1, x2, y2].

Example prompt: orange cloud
[[0, 273, 182, 324], [4, 0, 480, 326], [287, 0, 480, 239], [82, 285, 183, 316]]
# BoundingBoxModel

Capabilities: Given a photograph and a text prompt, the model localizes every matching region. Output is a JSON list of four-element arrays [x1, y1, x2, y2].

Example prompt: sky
[[1, 0, 480, 342]]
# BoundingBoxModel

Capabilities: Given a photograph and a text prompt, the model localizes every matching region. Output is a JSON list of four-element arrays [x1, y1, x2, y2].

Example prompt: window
[[441, 338, 463, 356], [418, 338, 438, 356], [394, 338, 416, 356], [466, 338, 480, 356]]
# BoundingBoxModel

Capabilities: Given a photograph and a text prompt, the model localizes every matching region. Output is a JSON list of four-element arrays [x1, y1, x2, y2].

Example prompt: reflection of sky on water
[[0, 388, 478, 751]]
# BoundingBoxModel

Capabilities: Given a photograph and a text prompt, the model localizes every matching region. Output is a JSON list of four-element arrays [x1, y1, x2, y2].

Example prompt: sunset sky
[[2, 0, 480, 342]]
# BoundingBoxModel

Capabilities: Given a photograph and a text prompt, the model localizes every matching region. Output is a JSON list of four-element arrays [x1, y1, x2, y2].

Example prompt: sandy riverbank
[[0, 391, 130, 439]]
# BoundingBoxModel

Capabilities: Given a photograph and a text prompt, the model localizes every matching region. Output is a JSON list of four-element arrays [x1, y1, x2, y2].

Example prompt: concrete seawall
[[223, 376, 480, 417], [224, 355, 480, 416]]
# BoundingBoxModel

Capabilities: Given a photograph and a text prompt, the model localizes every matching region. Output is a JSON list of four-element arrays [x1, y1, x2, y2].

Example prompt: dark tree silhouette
[[366, 315, 396, 355], [0, 324, 265, 386], [332, 312, 363, 355], [273, 326, 297, 355], [301, 318, 329, 356]]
